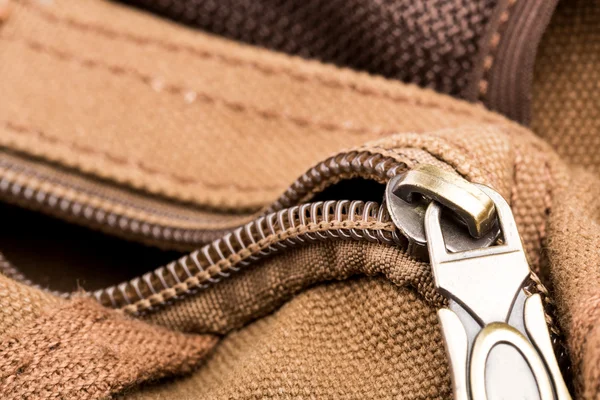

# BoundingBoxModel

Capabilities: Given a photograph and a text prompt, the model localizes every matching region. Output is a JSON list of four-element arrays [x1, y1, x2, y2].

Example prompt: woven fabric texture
[[116, 0, 560, 123], [1, 0, 600, 398], [0, 0, 508, 211], [544, 166, 600, 397], [120, 0, 498, 100], [127, 124, 583, 398], [0, 297, 217, 399], [0, 272, 60, 335], [141, 240, 442, 334], [531, 0, 600, 174], [127, 278, 451, 399]]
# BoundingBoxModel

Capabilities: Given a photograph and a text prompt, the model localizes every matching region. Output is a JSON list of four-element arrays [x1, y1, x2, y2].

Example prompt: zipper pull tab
[[386, 165, 571, 400], [385, 166, 501, 259]]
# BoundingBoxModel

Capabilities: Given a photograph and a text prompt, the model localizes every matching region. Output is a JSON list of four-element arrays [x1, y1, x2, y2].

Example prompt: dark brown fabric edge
[[464, 0, 510, 102], [483, 0, 560, 124]]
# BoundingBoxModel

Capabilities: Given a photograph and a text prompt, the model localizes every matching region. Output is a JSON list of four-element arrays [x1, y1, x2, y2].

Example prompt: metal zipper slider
[[385, 166, 501, 258], [386, 165, 571, 400]]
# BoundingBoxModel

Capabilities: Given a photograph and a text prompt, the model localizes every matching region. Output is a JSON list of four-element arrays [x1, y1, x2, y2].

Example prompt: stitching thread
[[22, 0, 501, 124], [479, 0, 518, 99], [122, 219, 395, 314], [4, 35, 398, 136], [2, 121, 281, 192]]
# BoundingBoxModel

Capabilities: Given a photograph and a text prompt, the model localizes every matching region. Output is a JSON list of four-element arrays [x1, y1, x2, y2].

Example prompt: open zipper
[[0, 148, 407, 308], [0, 148, 567, 367], [95, 199, 402, 312], [0, 149, 406, 251]]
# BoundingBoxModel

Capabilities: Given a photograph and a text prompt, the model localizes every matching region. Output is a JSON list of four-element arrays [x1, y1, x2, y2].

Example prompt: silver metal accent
[[438, 308, 469, 400], [425, 184, 571, 399], [385, 174, 500, 257], [470, 322, 554, 400], [525, 294, 573, 400]]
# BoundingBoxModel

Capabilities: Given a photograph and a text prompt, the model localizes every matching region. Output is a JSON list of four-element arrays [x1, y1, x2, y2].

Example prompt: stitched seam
[[122, 219, 395, 314], [2, 121, 282, 192], [4, 35, 399, 137], [479, 0, 518, 98], [22, 0, 501, 124]]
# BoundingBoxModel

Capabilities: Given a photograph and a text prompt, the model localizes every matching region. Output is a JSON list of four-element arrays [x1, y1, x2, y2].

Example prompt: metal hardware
[[426, 184, 571, 400], [393, 164, 496, 238], [385, 170, 500, 256], [1, 151, 567, 388]]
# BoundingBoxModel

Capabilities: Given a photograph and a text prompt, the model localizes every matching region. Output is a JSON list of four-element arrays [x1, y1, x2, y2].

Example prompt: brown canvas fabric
[[112, 120, 600, 398], [126, 278, 451, 399], [1, 0, 600, 398], [531, 0, 600, 174], [118, 124, 566, 397], [118, 0, 498, 100], [0, 269, 60, 335], [140, 240, 443, 334], [114, 121, 600, 399], [544, 167, 600, 397], [0, 292, 217, 399], [0, 0, 510, 212], [116, 0, 558, 124], [0, 270, 212, 399]]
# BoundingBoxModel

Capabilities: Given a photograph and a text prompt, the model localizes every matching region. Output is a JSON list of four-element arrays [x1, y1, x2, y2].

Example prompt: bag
[[0, 0, 598, 398]]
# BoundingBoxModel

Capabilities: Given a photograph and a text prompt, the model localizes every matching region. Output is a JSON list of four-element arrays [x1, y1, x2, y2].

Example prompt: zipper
[[0, 150, 570, 393], [0, 148, 407, 303], [93, 199, 402, 311], [0, 151, 253, 250], [388, 165, 571, 399], [0, 149, 406, 251], [86, 162, 569, 399], [0, 151, 562, 334]]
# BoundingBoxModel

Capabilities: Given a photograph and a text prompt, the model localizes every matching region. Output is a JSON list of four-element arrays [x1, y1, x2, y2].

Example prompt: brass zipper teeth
[[0, 152, 565, 360], [0, 159, 229, 249], [268, 151, 407, 212], [93, 200, 404, 312], [525, 271, 571, 375], [94, 196, 564, 359], [0, 151, 408, 250]]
